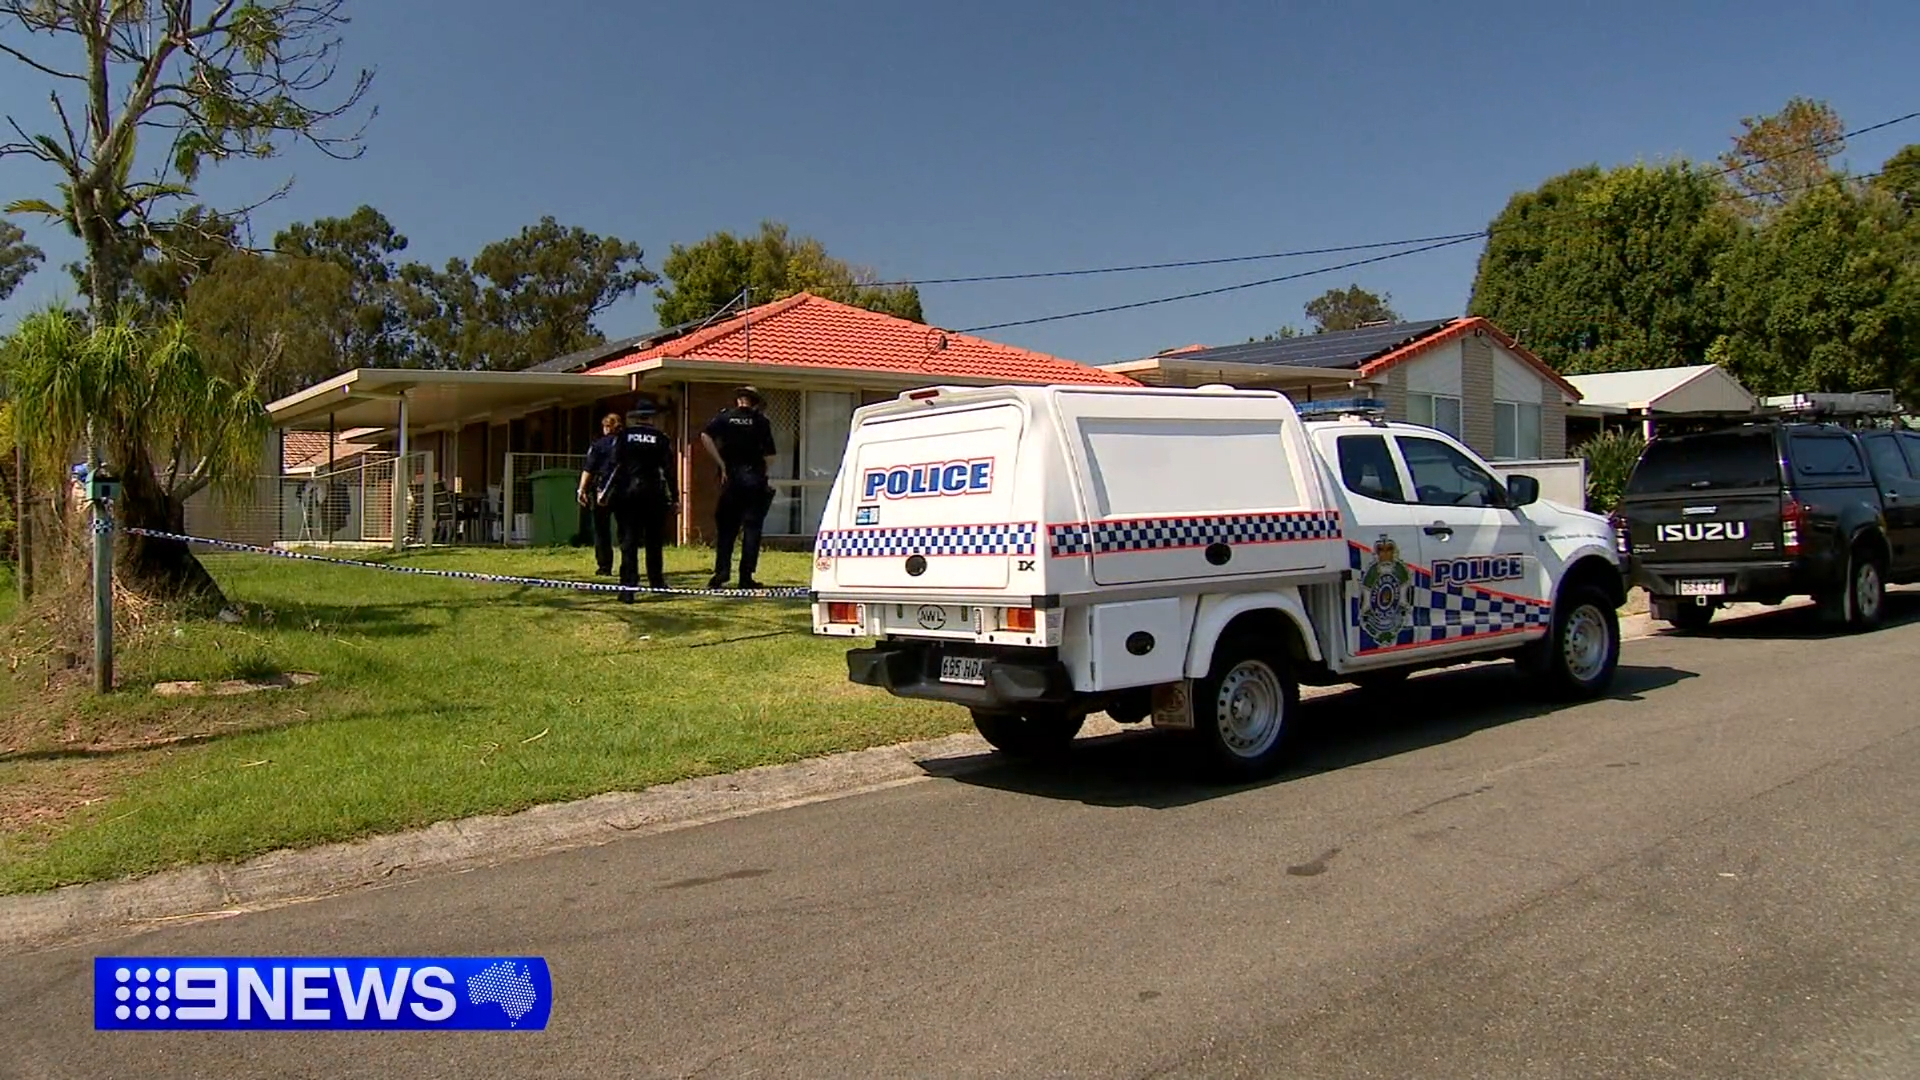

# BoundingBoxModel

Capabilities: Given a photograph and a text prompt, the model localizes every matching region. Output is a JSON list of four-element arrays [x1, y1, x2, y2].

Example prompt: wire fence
[[501, 453, 587, 545], [177, 453, 443, 550]]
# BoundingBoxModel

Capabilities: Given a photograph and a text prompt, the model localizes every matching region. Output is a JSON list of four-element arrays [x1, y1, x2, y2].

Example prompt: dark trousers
[[714, 483, 774, 582], [614, 497, 669, 591], [591, 501, 618, 574]]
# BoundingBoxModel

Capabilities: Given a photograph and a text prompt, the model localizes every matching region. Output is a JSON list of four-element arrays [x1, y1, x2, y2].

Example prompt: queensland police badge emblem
[[1359, 535, 1414, 643]]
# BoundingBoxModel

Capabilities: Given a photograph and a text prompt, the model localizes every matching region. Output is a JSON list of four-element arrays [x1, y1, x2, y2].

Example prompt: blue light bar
[[1294, 397, 1388, 418]]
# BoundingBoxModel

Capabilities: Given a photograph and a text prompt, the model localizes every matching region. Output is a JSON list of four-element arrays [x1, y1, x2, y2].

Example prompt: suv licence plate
[[939, 656, 987, 686], [1678, 579, 1726, 597]]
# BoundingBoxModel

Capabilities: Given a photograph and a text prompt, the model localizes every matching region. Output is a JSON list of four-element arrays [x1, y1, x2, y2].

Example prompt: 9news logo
[[95, 957, 552, 1031]]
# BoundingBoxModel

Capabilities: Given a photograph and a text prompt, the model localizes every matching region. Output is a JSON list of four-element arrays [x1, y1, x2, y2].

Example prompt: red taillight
[[1000, 607, 1037, 633], [1781, 499, 1807, 555], [1609, 511, 1629, 556], [827, 602, 860, 624]]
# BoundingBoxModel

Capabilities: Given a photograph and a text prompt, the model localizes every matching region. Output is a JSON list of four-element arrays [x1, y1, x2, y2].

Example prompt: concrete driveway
[[4, 597, 1917, 1079]]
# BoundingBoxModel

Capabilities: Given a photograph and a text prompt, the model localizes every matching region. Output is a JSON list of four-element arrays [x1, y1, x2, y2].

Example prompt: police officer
[[700, 385, 777, 590], [609, 400, 679, 603], [577, 412, 624, 576]]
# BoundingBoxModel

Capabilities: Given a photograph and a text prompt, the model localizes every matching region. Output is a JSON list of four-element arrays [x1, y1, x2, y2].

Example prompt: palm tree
[[3, 307, 266, 604]]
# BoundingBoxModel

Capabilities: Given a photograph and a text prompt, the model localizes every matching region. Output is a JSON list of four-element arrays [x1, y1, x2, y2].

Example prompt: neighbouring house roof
[[282, 429, 384, 472], [1113, 316, 1583, 400], [522, 313, 732, 373], [585, 292, 1138, 387], [1565, 364, 1757, 417], [1161, 319, 1456, 369]]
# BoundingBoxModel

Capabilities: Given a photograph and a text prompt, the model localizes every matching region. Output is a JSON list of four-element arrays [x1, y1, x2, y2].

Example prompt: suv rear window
[[1787, 433, 1866, 478], [1626, 430, 1780, 494]]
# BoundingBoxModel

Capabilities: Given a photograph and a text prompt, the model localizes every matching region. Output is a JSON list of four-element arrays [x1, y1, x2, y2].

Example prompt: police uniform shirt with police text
[[704, 407, 777, 476], [614, 424, 677, 501]]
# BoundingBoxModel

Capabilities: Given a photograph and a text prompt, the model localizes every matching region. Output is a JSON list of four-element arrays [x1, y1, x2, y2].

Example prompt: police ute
[[810, 385, 1625, 779]]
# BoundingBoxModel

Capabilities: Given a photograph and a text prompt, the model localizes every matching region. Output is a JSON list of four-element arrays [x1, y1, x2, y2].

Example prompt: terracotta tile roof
[[283, 431, 330, 471], [1356, 316, 1582, 400], [586, 292, 1137, 386], [283, 431, 381, 473]]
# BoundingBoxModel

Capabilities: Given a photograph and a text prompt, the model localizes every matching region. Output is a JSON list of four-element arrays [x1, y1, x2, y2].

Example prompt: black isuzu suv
[[1616, 417, 1920, 632]]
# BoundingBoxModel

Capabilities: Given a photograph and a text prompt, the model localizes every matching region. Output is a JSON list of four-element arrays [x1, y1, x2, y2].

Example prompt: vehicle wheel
[[1819, 547, 1886, 631], [1666, 601, 1716, 632], [970, 708, 1084, 758], [1533, 586, 1620, 700], [1190, 637, 1299, 781]]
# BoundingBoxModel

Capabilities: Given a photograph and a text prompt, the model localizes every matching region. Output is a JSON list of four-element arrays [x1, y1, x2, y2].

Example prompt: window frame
[[1860, 432, 1913, 484], [1394, 433, 1511, 509], [1335, 433, 1409, 505], [1786, 432, 1868, 480], [1493, 400, 1543, 460], [1897, 431, 1920, 477], [1406, 392, 1463, 440], [758, 387, 861, 537]]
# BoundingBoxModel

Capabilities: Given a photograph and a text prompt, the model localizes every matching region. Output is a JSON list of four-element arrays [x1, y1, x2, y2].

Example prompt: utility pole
[[13, 444, 29, 605], [86, 420, 115, 693]]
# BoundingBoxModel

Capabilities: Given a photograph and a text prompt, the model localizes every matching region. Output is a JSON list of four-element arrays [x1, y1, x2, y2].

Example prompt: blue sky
[[2, 0, 1915, 363]]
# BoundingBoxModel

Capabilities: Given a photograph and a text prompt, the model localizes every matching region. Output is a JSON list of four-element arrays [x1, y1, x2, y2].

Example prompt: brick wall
[[1379, 369, 1408, 422], [1460, 333, 1496, 457], [1543, 394, 1568, 458]]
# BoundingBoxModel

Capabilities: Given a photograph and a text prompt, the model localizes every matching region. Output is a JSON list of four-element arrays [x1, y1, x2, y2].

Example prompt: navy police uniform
[[703, 387, 777, 589], [610, 404, 679, 601], [582, 426, 622, 575]]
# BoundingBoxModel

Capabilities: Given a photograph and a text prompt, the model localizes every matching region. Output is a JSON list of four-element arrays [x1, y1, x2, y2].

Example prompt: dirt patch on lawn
[[0, 753, 149, 836]]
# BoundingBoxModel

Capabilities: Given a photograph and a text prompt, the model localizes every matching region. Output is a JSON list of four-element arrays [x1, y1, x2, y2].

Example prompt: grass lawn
[[0, 545, 965, 895]]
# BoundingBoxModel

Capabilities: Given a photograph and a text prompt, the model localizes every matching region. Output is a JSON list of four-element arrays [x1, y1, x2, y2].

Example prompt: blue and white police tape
[[95, 956, 552, 1031], [119, 527, 813, 600]]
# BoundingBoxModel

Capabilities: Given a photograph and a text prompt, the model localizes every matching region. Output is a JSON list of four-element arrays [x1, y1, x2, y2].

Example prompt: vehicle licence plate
[[1678, 579, 1726, 597], [939, 656, 987, 686]]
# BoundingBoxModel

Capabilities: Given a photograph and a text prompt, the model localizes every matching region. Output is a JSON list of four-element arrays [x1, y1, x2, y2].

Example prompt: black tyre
[[1532, 585, 1620, 700], [1818, 546, 1886, 632], [1666, 601, 1716, 632], [970, 709, 1084, 758], [1190, 637, 1299, 782]]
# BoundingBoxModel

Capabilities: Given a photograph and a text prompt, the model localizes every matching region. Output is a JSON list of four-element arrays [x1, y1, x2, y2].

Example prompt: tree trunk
[[114, 447, 226, 608]]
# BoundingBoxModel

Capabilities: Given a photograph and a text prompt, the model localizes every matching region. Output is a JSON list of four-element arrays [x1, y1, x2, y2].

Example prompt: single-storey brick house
[[1103, 316, 1583, 462], [263, 292, 1136, 548]]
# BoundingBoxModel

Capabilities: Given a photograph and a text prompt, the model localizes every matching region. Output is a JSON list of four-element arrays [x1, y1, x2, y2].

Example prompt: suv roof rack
[[1756, 391, 1907, 421], [1294, 397, 1389, 423]]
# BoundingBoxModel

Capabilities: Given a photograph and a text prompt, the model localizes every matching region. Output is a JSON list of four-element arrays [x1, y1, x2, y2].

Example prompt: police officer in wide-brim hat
[[610, 396, 679, 603]]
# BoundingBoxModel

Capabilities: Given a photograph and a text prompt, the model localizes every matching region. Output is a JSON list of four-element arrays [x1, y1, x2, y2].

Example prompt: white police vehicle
[[811, 385, 1624, 779]]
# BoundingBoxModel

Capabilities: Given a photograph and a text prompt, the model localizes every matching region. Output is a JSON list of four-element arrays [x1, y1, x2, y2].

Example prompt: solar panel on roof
[[1172, 318, 1455, 369]]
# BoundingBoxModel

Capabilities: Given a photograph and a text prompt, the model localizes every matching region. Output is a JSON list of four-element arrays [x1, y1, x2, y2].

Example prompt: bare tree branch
[[0, 38, 85, 81]]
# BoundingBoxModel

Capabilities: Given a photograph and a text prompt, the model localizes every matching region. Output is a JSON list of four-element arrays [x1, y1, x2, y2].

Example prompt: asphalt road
[[5, 599, 1919, 1080]]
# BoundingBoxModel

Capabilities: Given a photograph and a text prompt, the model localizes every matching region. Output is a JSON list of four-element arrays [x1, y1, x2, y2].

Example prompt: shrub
[[1575, 429, 1647, 514]]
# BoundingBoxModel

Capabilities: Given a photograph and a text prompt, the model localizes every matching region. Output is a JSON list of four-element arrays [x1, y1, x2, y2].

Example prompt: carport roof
[[266, 368, 619, 432]]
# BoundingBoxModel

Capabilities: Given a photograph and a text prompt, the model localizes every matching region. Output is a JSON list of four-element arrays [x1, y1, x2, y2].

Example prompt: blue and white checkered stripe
[[119, 528, 811, 599], [1348, 541, 1551, 652], [1410, 583, 1552, 641], [815, 523, 1038, 559], [1048, 510, 1342, 557]]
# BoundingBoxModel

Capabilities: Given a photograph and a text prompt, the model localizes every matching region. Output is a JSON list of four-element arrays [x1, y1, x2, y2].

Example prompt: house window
[[761, 389, 857, 536], [1406, 393, 1462, 439], [1494, 401, 1542, 459]]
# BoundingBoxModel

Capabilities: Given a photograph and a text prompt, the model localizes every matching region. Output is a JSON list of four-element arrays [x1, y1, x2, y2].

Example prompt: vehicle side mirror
[[1506, 474, 1540, 507]]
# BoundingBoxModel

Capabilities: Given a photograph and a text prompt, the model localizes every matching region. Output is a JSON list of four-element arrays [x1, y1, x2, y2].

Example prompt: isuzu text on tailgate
[[811, 385, 1626, 780]]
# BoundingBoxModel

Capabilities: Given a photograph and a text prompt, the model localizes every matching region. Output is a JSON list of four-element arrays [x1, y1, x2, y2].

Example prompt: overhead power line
[[951, 111, 1916, 335], [866, 233, 1485, 287], [956, 234, 1484, 333]]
